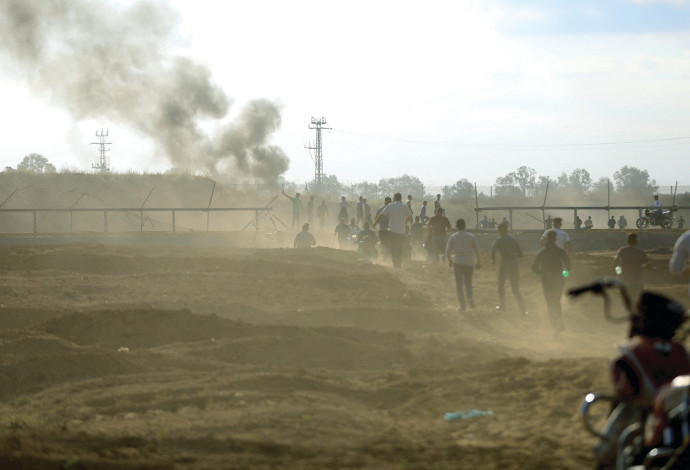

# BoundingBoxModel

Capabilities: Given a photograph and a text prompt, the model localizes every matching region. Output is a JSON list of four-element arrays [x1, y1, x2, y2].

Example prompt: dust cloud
[[0, 0, 289, 184]]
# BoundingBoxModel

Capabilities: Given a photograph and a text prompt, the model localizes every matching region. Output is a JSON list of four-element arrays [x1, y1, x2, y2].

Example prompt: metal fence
[[473, 205, 689, 231], [0, 207, 272, 235]]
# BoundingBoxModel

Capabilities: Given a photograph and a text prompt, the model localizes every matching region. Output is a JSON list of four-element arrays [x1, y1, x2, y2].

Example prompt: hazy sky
[[0, 0, 688, 187]]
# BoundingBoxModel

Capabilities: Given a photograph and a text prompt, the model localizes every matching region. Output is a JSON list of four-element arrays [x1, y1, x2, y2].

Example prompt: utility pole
[[305, 117, 331, 193], [91, 129, 112, 172]]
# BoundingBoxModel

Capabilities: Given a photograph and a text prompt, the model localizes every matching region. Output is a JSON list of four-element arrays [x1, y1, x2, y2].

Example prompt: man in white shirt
[[375, 193, 412, 269], [539, 217, 571, 255], [652, 194, 663, 218], [445, 218, 481, 311]]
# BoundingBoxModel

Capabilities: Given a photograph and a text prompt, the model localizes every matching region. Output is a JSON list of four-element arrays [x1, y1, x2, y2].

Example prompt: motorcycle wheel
[[636, 217, 649, 229], [661, 218, 673, 229]]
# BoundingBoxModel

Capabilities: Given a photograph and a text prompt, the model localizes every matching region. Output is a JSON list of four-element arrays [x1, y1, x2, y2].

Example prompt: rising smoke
[[0, 0, 289, 184]]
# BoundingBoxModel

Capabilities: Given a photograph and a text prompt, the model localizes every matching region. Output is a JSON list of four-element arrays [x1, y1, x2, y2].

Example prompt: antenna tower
[[91, 129, 112, 172], [305, 117, 331, 193]]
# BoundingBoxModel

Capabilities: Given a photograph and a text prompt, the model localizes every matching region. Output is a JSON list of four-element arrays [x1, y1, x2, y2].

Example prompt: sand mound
[[0, 239, 685, 469]]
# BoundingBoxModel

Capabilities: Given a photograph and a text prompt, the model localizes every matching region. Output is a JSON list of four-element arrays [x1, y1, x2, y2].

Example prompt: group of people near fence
[[288, 190, 690, 337]]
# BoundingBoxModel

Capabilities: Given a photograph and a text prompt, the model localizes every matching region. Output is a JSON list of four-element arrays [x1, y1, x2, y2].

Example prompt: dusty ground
[[0, 231, 688, 469]]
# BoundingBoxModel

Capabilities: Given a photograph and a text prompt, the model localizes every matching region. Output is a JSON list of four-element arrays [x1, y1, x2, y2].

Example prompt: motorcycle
[[636, 208, 675, 229], [570, 279, 690, 470]]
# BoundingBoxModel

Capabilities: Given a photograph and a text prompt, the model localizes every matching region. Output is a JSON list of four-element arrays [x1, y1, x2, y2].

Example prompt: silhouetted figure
[[426, 207, 451, 262], [338, 196, 349, 221], [584, 216, 593, 230], [492, 222, 526, 315], [419, 201, 429, 224], [531, 229, 571, 336], [282, 190, 302, 230], [355, 196, 364, 226], [618, 215, 627, 229], [612, 232, 648, 302], [306, 196, 314, 224], [363, 198, 372, 226], [334, 218, 351, 249], [294, 223, 316, 249], [316, 200, 328, 229]]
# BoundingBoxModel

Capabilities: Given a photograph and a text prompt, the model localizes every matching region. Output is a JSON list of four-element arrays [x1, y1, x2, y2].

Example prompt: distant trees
[[305, 174, 345, 198], [377, 174, 425, 199], [613, 165, 658, 196], [442, 178, 474, 200], [290, 165, 663, 203], [15, 153, 56, 173], [350, 181, 379, 200], [555, 168, 593, 194], [495, 166, 538, 196]]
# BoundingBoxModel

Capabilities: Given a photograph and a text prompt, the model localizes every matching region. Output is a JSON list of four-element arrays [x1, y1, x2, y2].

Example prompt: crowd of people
[[284, 189, 690, 469], [286, 191, 689, 332]]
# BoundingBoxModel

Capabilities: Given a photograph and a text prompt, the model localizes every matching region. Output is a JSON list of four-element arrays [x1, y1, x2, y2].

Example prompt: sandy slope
[[0, 238, 687, 469]]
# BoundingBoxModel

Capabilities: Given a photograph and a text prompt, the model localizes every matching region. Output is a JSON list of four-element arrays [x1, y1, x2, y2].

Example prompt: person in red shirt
[[425, 207, 451, 262]]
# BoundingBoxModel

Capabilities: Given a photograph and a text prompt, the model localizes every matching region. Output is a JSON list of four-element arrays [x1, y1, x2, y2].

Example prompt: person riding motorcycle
[[651, 195, 663, 221], [594, 292, 690, 469]]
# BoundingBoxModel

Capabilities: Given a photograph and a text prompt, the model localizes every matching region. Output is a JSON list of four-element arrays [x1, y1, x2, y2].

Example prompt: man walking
[[531, 229, 571, 336], [375, 193, 413, 269], [491, 222, 526, 315], [419, 200, 429, 225], [445, 219, 480, 312], [316, 200, 328, 229], [306, 196, 315, 224], [612, 232, 649, 301], [374, 197, 392, 259], [355, 196, 364, 227], [426, 206, 451, 262]]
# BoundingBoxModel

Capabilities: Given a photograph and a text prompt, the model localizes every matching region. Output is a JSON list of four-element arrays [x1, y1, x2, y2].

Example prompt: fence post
[[172, 210, 176, 233], [104, 211, 108, 233], [33, 210, 37, 236]]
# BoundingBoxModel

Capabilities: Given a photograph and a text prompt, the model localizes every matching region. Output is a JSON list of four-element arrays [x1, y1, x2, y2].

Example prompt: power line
[[330, 129, 690, 150]]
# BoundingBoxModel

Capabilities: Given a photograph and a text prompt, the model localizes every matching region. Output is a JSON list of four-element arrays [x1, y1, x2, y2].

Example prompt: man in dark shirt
[[491, 222, 526, 315], [531, 229, 571, 336], [374, 197, 392, 259], [410, 216, 424, 248], [334, 218, 352, 249], [612, 232, 649, 301], [426, 207, 451, 262]]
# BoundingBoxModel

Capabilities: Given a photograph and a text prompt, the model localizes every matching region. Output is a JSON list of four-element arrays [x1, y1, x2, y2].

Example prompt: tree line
[[4, 153, 665, 202], [296, 165, 661, 202]]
